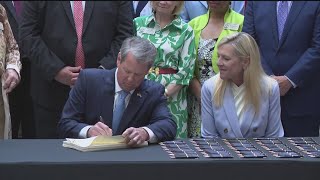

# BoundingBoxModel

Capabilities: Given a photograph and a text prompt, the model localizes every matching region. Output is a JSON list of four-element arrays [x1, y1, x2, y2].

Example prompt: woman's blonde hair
[[213, 32, 273, 114], [150, 1, 184, 16]]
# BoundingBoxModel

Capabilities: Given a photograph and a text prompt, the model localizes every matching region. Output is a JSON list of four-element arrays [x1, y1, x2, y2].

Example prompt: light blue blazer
[[201, 75, 284, 138], [180, 1, 208, 23]]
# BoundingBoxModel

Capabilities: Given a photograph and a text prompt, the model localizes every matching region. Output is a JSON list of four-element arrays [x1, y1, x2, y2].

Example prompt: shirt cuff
[[6, 65, 21, 79], [142, 127, 157, 143], [284, 75, 297, 88], [98, 65, 105, 69], [79, 125, 93, 138]]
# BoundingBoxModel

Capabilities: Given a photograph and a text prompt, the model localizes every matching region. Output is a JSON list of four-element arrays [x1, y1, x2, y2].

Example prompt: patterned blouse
[[0, 5, 21, 139], [187, 37, 216, 138], [0, 5, 21, 77], [198, 37, 217, 84], [134, 14, 196, 138]]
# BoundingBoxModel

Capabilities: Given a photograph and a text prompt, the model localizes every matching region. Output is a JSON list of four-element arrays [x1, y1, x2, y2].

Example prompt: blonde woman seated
[[201, 32, 284, 138]]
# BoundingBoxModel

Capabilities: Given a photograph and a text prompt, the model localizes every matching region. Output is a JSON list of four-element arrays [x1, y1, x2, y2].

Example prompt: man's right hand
[[87, 122, 113, 137], [54, 66, 81, 86]]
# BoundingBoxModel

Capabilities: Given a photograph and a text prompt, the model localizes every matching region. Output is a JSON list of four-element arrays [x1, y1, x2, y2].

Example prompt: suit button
[[253, 128, 258, 132], [224, 128, 228, 133]]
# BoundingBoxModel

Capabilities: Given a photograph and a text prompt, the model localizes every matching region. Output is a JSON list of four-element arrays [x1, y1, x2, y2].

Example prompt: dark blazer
[[242, 1, 320, 117], [58, 68, 177, 141], [19, 1, 133, 111]]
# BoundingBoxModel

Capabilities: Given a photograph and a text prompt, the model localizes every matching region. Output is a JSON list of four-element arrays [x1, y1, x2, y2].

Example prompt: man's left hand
[[122, 127, 149, 146], [272, 75, 292, 96]]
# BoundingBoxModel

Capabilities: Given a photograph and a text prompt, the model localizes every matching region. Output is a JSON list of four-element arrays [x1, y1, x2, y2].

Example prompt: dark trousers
[[33, 103, 61, 139], [281, 110, 320, 137], [10, 61, 35, 139]]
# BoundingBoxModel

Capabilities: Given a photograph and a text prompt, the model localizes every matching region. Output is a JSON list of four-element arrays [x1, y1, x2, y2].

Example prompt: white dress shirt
[[70, 1, 86, 13]]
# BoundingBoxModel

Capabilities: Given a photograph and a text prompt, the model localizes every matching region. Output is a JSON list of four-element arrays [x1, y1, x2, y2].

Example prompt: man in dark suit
[[243, 1, 320, 137], [58, 37, 177, 145], [132, 1, 149, 19], [19, 1, 133, 138], [0, 1, 35, 138]]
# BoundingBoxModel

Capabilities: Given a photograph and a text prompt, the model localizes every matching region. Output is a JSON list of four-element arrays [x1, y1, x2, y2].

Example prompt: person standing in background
[[131, 1, 246, 23], [243, 1, 320, 137], [187, 1, 243, 137], [0, 1, 35, 139], [0, 4, 21, 139], [180, 1, 245, 23], [132, 1, 152, 18], [134, 1, 196, 138], [20, 1, 133, 138]]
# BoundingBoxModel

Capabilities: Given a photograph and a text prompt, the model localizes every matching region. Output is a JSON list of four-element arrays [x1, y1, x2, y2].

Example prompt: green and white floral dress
[[134, 14, 196, 138]]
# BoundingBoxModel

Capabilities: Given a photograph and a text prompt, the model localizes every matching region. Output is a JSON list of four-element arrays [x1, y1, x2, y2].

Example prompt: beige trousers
[[0, 84, 5, 139], [0, 78, 11, 139]]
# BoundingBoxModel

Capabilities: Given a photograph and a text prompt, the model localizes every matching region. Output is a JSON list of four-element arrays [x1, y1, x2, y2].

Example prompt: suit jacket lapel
[[4, 1, 18, 22], [61, 1, 76, 30], [278, 1, 305, 48], [116, 84, 147, 135], [223, 85, 243, 138], [239, 105, 255, 136], [135, 1, 148, 17], [101, 70, 116, 129], [82, 1, 94, 35]]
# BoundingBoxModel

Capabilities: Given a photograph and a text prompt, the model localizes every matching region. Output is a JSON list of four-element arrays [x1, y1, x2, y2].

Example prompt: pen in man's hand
[[99, 115, 113, 136], [99, 116, 104, 123]]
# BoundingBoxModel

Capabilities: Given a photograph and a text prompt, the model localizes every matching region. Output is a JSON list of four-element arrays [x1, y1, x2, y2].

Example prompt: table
[[0, 138, 319, 180]]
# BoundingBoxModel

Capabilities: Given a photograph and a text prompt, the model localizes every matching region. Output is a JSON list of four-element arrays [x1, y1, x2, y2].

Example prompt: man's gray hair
[[120, 36, 156, 68]]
